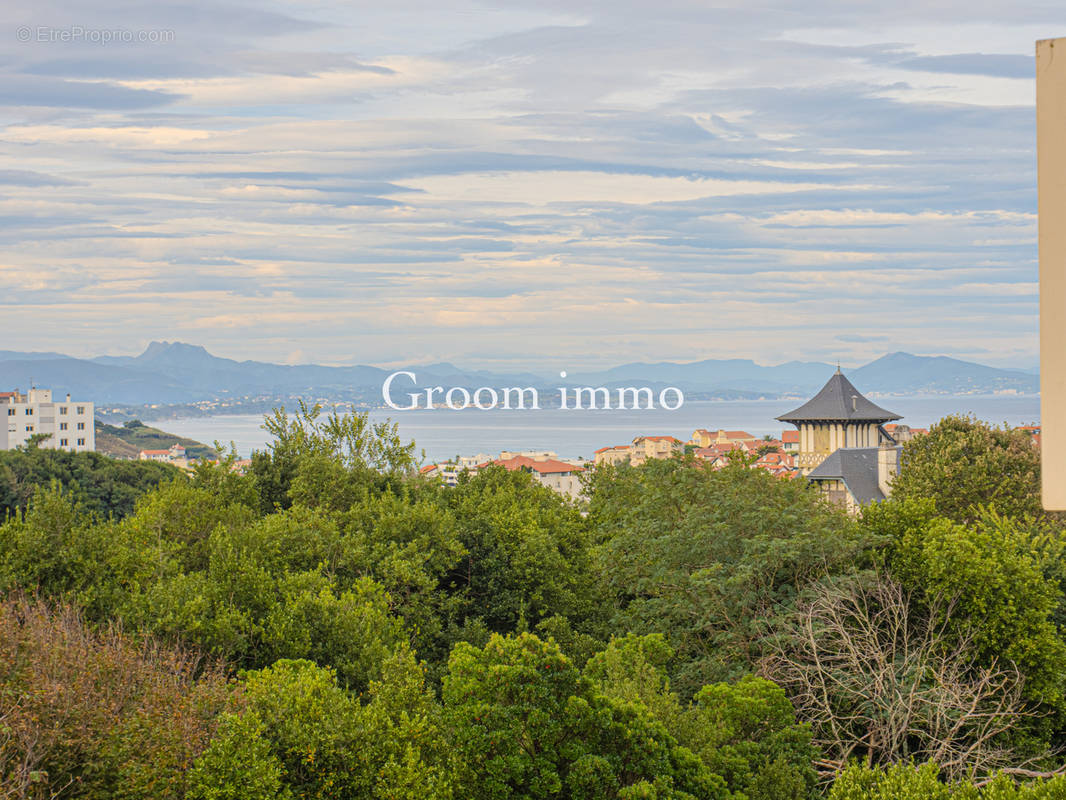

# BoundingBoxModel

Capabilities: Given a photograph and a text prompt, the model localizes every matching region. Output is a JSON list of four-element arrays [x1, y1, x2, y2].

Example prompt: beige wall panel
[[1039, 38, 1066, 508]]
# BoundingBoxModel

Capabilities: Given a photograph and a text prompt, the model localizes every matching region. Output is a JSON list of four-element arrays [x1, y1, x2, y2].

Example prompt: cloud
[[892, 53, 1034, 79], [0, 169, 79, 186], [0, 75, 179, 108], [0, 0, 1044, 369], [836, 334, 889, 343]]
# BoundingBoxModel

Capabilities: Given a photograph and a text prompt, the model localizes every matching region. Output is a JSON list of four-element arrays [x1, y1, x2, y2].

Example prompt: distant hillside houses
[[883, 423, 929, 443], [136, 445, 250, 474], [421, 450, 587, 499], [593, 435, 684, 467], [690, 434, 800, 478], [593, 430, 796, 475], [689, 429, 757, 448], [139, 444, 191, 468], [585, 377, 968, 511]]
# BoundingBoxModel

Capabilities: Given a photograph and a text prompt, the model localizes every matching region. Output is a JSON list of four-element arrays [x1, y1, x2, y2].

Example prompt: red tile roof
[[483, 455, 584, 475], [696, 441, 748, 456], [782, 430, 799, 443], [140, 449, 171, 456]]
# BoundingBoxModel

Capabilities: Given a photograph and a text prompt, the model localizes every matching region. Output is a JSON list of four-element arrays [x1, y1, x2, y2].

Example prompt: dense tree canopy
[[890, 415, 1041, 522], [589, 455, 871, 693], [443, 632, 729, 800], [0, 408, 1063, 800], [0, 444, 180, 520]]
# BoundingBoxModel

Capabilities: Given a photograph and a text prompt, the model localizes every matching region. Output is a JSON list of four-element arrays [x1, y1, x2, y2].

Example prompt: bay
[[157, 395, 1041, 463]]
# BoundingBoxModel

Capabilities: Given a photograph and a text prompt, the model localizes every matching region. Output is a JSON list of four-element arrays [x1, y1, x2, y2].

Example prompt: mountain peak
[[871, 351, 917, 361], [137, 341, 212, 362]]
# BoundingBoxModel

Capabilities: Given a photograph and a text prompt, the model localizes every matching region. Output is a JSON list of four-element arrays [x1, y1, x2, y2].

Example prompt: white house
[[139, 443, 189, 467]]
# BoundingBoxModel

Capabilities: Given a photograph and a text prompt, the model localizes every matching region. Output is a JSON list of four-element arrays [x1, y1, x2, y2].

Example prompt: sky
[[0, 0, 1060, 372]]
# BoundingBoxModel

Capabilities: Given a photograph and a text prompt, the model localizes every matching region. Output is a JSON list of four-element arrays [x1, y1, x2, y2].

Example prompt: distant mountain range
[[0, 342, 1040, 407], [570, 352, 1039, 396]]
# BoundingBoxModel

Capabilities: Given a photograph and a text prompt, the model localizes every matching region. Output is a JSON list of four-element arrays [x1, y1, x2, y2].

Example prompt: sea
[[156, 395, 1041, 463]]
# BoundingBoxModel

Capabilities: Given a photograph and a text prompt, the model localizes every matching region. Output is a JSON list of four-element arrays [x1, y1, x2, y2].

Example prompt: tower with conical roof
[[776, 369, 901, 474]]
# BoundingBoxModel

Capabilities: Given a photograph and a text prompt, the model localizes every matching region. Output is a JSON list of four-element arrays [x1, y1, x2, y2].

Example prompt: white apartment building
[[0, 388, 95, 453]]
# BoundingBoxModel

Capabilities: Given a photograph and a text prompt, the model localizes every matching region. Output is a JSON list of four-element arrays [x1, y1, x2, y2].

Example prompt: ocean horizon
[[156, 395, 1042, 463]]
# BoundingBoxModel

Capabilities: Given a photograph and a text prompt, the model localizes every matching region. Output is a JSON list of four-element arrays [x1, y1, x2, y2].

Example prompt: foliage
[[584, 634, 686, 733], [889, 510, 1066, 707], [589, 456, 872, 694], [187, 713, 290, 800], [890, 415, 1041, 522], [1, 409, 1063, 799], [0, 596, 233, 800], [138, 553, 406, 691], [0, 446, 180, 520], [685, 677, 819, 800], [0, 481, 409, 692], [120, 478, 257, 573], [586, 634, 819, 800], [440, 466, 609, 666], [190, 652, 455, 800], [827, 762, 1066, 799], [0, 483, 158, 621], [248, 401, 417, 512], [190, 447, 260, 510], [442, 632, 728, 800]]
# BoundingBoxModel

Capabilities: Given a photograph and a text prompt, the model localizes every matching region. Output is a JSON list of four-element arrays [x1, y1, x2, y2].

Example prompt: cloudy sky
[[1, 1, 1059, 371]]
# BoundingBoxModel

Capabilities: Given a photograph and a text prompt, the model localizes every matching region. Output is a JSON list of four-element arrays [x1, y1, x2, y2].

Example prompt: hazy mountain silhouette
[[0, 341, 1039, 405]]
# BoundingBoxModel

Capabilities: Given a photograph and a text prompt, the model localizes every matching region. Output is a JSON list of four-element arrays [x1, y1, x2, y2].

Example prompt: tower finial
[[835, 361, 841, 374]]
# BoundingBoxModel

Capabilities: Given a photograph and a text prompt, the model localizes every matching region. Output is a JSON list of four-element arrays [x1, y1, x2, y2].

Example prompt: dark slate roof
[[776, 371, 901, 423], [806, 446, 900, 505]]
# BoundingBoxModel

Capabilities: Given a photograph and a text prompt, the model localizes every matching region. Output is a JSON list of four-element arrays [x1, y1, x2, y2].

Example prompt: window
[[24, 408, 32, 415], [6, 409, 12, 416], [77, 422, 85, 430], [59, 422, 67, 431], [76, 438, 85, 446], [59, 407, 67, 414], [60, 439, 67, 446], [76, 406, 85, 414], [25, 426, 33, 432]]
